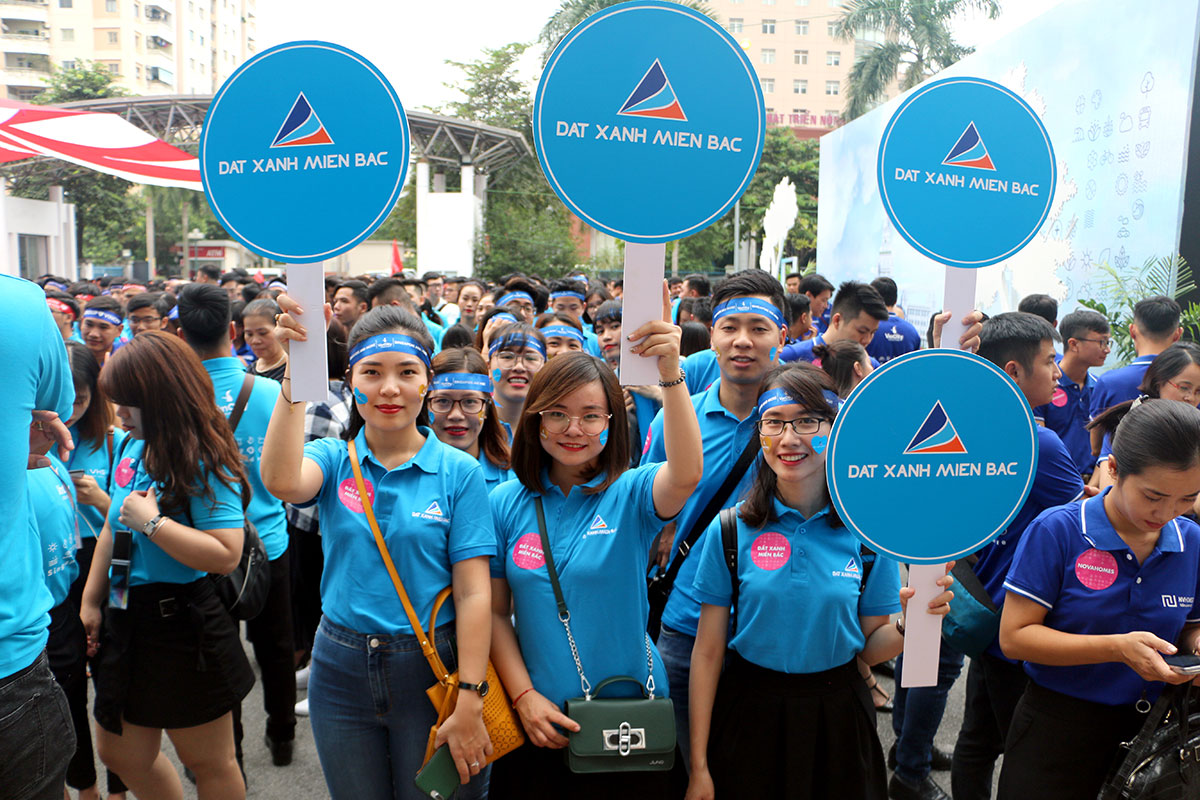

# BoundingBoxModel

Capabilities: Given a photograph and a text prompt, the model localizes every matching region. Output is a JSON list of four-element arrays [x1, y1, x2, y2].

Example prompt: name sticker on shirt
[[1074, 548, 1119, 590], [1051, 387, 1069, 408], [750, 532, 791, 571], [338, 478, 375, 513], [115, 457, 136, 488], [512, 533, 546, 570]]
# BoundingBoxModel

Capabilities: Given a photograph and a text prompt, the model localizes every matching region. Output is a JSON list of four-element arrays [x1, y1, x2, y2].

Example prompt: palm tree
[[834, 0, 1001, 121], [539, 0, 716, 64]]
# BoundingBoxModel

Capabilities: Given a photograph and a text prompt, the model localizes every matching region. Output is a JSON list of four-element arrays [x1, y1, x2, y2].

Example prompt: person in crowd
[[126, 291, 171, 337], [592, 300, 623, 371], [475, 287, 497, 320], [443, 276, 463, 306], [80, 332, 253, 800], [997, 400, 1200, 800], [195, 264, 221, 284], [681, 273, 711, 301], [680, 297, 724, 395], [669, 275, 684, 298], [677, 297, 697, 325], [786, 292, 813, 343], [548, 279, 602, 356], [262, 301, 494, 798], [231, 299, 256, 368], [1017, 294, 1058, 329], [951, 312, 1086, 800], [221, 273, 244, 303], [584, 283, 611, 323], [610, 278, 624, 298], [440, 324, 475, 350], [868, 277, 922, 364], [1032, 309, 1110, 476], [368, 277, 447, 349], [1089, 296, 1182, 426], [495, 284, 539, 324], [535, 312, 586, 358], [814, 339, 873, 402], [685, 364, 954, 800], [47, 289, 83, 342], [680, 321, 711, 358], [176, 285, 297, 769], [489, 323, 548, 436], [785, 271, 802, 293], [487, 286, 703, 798], [81, 296, 127, 365], [243, 297, 289, 382], [332, 280, 370, 333], [474, 307, 521, 355], [798, 274, 835, 333], [781, 281, 889, 365], [424, 272, 460, 327], [456, 280, 486, 332], [428, 347, 513, 492]]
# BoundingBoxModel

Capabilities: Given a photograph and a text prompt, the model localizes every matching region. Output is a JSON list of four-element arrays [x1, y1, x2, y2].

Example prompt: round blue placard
[[826, 350, 1038, 564], [877, 77, 1055, 268], [200, 41, 408, 263], [534, 0, 765, 243]]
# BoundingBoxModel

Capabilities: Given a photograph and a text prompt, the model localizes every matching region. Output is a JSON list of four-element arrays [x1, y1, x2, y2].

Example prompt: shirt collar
[[1081, 488, 1186, 554], [202, 356, 249, 376], [1133, 354, 1157, 365], [353, 426, 443, 475], [769, 495, 831, 525], [1058, 370, 1097, 392], [537, 465, 609, 496]]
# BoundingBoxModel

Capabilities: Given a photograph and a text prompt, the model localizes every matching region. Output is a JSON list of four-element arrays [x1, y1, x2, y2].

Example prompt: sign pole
[[619, 242, 667, 386], [285, 262, 329, 402]]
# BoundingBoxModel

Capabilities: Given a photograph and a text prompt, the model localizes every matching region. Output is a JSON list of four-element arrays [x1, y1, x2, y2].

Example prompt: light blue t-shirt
[[108, 437, 245, 585], [204, 357, 288, 559], [423, 317, 446, 351], [490, 464, 671, 709], [479, 451, 515, 494], [66, 426, 127, 540], [30, 455, 79, 608], [683, 349, 719, 395], [691, 499, 900, 673], [0, 276, 75, 679], [583, 327, 602, 358], [302, 427, 494, 636]]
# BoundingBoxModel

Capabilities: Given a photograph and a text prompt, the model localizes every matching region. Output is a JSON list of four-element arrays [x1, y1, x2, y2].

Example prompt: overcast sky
[[253, 0, 1067, 114]]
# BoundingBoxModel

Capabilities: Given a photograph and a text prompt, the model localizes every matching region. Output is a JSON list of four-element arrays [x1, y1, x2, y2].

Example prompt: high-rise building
[[1, 0, 257, 101]]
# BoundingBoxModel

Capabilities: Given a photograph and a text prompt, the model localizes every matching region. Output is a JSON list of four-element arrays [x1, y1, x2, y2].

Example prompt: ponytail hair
[[1088, 341, 1200, 439], [1110, 400, 1200, 478], [813, 339, 869, 398]]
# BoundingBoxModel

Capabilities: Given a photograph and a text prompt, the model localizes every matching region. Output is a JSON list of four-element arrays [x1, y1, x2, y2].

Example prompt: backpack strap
[[105, 429, 114, 469], [720, 507, 740, 634], [226, 373, 255, 433]]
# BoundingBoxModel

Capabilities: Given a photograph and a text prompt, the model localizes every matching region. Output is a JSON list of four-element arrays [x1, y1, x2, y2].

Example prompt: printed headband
[[490, 312, 519, 325], [496, 291, 533, 307], [757, 387, 801, 414], [75, 294, 94, 302], [431, 372, 494, 393], [489, 335, 547, 357], [712, 297, 786, 330], [549, 290, 586, 303], [46, 298, 75, 318], [44, 281, 67, 292], [540, 325, 585, 344], [348, 333, 432, 369], [267, 280, 287, 290], [168, 305, 180, 321], [83, 308, 121, 327]]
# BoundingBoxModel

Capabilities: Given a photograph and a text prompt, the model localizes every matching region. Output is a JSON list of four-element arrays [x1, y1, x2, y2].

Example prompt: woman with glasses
[[684, 364, 954, 800], [488, 323, 548, 436], [427, 347, 514, 492], [488, 285, 703, 798]]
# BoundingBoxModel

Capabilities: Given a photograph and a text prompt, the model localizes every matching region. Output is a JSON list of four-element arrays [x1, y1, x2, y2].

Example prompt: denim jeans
[[656, 624, 695, 771], [308, 616, 489, 800], [0, 651, 75, 800], [890, 644, 965, 784]]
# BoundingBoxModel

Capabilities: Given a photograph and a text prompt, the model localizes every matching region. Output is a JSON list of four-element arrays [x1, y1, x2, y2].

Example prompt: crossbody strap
[[226, 373, 255, 433]]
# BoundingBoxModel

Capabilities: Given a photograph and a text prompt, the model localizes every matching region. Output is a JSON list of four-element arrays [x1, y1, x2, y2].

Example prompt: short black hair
[[219, 272, 240, 286], [421, 271, 443, 283], [241, 283, 262, 303], [978, 311, 1057, 374], [786, 292, 811, 325], [870, 276, 898, 307], [691, 297, 714, 327], [668, 276, 683, 287], [177, 284, 232, 351], [798, 274, 834, 297], [785, 272, 803, 283], [126, 291, 164, 315], [198, 264, 221, 282], [1017, 294, 1058, 327], [1133, 295, 1182, 339], [549, 278, 587, 297], [711, 270, 787, 323], [338, 279, 369, 306], [1059, 309, 1110, 344], [683, 273, 710, 296], [368, 277, 410, 308], [831, 281, 889, 323]]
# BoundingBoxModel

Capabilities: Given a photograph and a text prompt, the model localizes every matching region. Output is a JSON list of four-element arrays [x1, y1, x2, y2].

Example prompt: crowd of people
[[4, 262, 1199, 800]]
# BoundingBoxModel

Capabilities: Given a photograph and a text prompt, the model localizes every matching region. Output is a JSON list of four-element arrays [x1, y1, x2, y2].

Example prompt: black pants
[[951, 653, 1029, 800], [287, 522, 324, 658], [489, 739, 687, 800], [997, 682, 1143, 800], [234, 550, 296, 754]]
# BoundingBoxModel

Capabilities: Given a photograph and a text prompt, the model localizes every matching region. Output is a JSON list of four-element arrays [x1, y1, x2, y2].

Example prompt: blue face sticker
[[599, 428, 609, 447], [811, 435, 828, 454], [492, 368, 503, 383], [353, 387, 368, 405], [428, 410, 436, 424], [769, 347, 777, 362]]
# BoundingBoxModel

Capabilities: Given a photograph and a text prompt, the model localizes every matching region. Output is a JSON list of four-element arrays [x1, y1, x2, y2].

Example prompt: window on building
[[189, 29, 194, 40], [106, 0, 117, 11], [61, 28, 74, 41], [61, 59, 76, 70], [793, 49, 808, 64], [199, 35, 205, 44], [58, 0, 72, 7], [827, 21, 838, 36], [795, 19, 808, 34], [795, 0, 809, 5], [728, 18, 743, 33], [825, 80, 840, 95], [793, 79, 807, 94], [827, 50, 840, 65], [133, 2, 138, 17], [107, 62, 119, 74], [136, 64, 142, 77], [761, 19, 775, 33], [107, 30, 119, 44], [761, 48, 775, 64], [761, 78, 775, 93]]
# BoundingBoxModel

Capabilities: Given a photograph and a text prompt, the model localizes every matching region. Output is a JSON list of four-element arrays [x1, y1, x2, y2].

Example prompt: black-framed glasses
[[538, 410, 611, 435], [755, 416, 828, 437], [129, 314, 161, 326], [428, 396, 487, 415], [1078, 337, 1112, 349]]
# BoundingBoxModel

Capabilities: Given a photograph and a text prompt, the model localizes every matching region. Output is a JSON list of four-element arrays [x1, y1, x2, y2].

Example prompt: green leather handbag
[[535, 498, 677, 774]]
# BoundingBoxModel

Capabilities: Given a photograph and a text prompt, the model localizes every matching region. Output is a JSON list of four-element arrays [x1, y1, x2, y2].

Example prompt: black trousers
[[489, 739, 687, 800], [234, 549, 297, 753], [287, 522, 324, 658], [951, 653, 1029, 800]]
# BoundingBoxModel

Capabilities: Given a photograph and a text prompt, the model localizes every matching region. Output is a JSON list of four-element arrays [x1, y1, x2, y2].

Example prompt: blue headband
[[489, 335, 547, 357], [496, 291, 533, 307], [541, 325, 585, 344], [431, 372, 494, 393], [45, 281, 67, 292], [490, 312, 519, 325], [712, 297, 786, 330], [268, 280, 287, 290], [83, 308, 121, 327], [348, 333, 432, 368], [168, 305, 179, 321], [549, 290, 586, 303], [757, 387, 800, 413]]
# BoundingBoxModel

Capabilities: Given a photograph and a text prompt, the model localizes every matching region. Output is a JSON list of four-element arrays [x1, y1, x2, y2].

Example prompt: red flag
[[391, 240, 404, 275]]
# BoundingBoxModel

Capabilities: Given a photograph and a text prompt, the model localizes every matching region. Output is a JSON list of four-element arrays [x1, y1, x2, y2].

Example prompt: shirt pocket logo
[[750, 532, 791, 571]]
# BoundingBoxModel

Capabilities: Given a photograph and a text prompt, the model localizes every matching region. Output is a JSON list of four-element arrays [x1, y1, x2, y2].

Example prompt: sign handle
[[618, 242, 667, 387], [285, 263, 329, 403]]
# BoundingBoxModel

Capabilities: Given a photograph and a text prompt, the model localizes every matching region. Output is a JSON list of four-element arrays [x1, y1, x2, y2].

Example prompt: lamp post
[[187, 228, 204, 278]]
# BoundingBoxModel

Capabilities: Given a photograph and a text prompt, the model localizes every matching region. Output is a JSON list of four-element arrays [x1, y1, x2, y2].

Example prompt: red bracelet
[[511, 687, 535, 709]]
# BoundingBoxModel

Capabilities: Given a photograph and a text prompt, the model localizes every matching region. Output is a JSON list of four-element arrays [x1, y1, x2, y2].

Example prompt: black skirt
[[708, 652, 888, 800], [92, 578, 254, 734], [488, 737, 688, 800]]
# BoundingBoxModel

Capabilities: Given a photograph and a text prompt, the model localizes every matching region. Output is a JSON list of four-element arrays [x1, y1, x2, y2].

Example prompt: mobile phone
[[1163, 654, 1200, 675], [414, 745, 460, 799], [68, 470, 86, 478]]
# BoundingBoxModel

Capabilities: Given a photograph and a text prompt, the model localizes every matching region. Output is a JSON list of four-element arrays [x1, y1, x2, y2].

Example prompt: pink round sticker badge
[[115, 457, 135, 488], [1051, 387, 1068, 408], [338, 478, 375, 513], [1074, 548, 1119, 590], [512, 533, 546, 570], [750, 532, 791, 570]]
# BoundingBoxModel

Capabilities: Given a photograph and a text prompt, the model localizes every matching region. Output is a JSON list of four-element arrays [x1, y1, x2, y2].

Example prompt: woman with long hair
[[262, 303, 494, 799], [79, 332, 253, 799], [427, 347, 513, 492]]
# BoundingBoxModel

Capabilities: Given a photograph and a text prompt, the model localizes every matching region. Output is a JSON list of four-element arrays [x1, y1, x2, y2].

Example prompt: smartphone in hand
[[1163, 653, 1200, 675]]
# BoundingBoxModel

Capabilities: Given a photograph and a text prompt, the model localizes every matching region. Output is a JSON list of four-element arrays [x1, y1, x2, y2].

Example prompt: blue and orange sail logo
[[271, 93, 333, 148], [941, 122, 994, 171], [903, 401, 968, 454], [617, 60, 687, 121]]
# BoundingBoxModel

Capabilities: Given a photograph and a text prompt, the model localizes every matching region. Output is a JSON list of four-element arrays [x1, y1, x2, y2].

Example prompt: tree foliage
[[539, 0, 717, 63]]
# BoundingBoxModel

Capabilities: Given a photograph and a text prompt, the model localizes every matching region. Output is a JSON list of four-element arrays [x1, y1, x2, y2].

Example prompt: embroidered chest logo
[[833, 557, 861, 580], [584, 514, 618, 538], [412, 500, 449, 523], [1162, 595, 1195, 609]]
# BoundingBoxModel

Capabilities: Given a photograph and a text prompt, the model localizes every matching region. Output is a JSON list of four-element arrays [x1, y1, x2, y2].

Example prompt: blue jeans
[[656, 624, 695, 771], [308, 617, 489, 800], [0, 651, 75, 800], [890, 644, 965, 785]]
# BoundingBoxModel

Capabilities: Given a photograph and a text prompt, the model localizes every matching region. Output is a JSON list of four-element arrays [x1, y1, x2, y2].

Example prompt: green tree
[[835, 0, 1000, 121], [539, 0, 716, 63]]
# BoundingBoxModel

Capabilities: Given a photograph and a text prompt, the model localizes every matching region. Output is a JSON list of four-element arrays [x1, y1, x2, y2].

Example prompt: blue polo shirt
[[490, 463, 671, 709], [781, 332, 880, 368], [107, 437, 245, 585], [303, 427, 494, 636], [204, 357, 288, 560], [645, 381, 761, 637], [817, 306, 831, 335], [480, 452, 514, 494], [683, 349, 720, 395], [1090, 354, 1155, 420], [1033, 369, 1097, 474], [691, 499, 900, 673], [30, 455, 79, 608], [66, 426, 127, 540], [1004, 491, 1200, 705], [583, 327, 602, 358], [867, 314, 921, 364], [0, 276, 75, 679], [423, 317, 445, 351], [630, 390, 662, 457]]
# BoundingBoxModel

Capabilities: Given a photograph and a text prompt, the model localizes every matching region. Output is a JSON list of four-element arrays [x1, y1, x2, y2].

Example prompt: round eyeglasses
[[538, 410, 611, 435], [428, 396, 487, 415]]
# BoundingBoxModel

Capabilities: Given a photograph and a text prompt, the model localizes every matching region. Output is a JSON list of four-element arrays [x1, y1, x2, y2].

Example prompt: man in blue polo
[[176, 284, 297, 770], [1032, 309, 1110, 476], [798, 273, 834, 334], [643, 269, 788, 769], [867, 277, 921, 364], [781, 280, 889, 366], [1089, 295, 1181, 426]]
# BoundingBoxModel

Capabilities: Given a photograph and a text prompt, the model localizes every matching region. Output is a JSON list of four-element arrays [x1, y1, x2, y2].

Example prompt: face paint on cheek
[[761, 435, 771, 451], [418, 384, 427, 397], [811, 435, 828, 454], [353, 387, 368, 405], [540, 427, 549, 440], [428, 410, 435, 424], [599, 428, 609, 447], [769, 347, 777, 362], [492, 369, 503, 383]]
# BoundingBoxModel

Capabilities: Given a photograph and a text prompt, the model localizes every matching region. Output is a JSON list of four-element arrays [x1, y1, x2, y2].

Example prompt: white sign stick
[[619, 242, 667, 387], [284, 262, 329, 403]]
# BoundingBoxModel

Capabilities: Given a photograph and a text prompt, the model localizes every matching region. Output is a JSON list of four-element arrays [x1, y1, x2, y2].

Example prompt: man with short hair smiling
[[126, 291, 171, 336], [80, 296, 126, 365], [781, 280, 889, 365]]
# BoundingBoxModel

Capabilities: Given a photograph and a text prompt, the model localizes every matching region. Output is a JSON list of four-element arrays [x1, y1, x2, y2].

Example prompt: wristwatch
[[142, 514, 166, 539], [458, 679, 490, 698]]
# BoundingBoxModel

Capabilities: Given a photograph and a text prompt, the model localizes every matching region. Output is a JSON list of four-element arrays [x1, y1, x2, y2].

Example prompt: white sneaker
[[295, 697, 309, 717], [295, 664, 311, 691]]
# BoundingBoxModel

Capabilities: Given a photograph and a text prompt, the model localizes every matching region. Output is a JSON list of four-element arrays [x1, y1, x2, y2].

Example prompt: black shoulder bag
[[1099, 683, 1200, 799], [646, 433, 760, 639]]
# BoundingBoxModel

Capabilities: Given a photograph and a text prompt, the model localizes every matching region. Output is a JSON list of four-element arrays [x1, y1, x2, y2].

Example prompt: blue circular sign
[[534, 0, 764, 243], [877, 77, 1056, 268], [200, 42, 408, 263], [826, 350, 1038, 564]]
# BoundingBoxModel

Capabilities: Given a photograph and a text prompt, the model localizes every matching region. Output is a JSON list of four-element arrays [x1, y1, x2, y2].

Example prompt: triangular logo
[[844, 558, 859, 572], [904, 401, 968, 455], [271, 92, 334, 148], [617, 60, 687, 121], [942, 122, 995, 171], [424, 501, 443, 516], [589, 515, 608, 530]]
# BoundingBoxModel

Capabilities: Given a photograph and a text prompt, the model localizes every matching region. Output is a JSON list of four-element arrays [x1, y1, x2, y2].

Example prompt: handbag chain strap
[[534, 496, 656, 701]]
